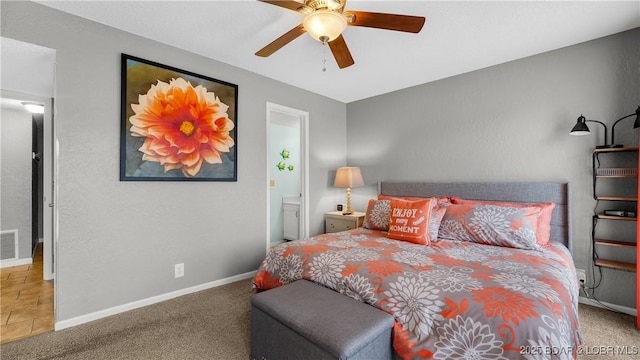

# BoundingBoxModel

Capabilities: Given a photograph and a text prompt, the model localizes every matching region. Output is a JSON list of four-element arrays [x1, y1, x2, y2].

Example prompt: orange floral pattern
[[472, 287, 539, 326], [438, 203, 542, 250], [129, 78, 235, 177], [253, 228, 581, 359]]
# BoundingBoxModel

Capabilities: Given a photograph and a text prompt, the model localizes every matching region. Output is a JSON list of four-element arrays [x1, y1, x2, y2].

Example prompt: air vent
[[595, 167, 637, 177], [1, 230, 18, 261]]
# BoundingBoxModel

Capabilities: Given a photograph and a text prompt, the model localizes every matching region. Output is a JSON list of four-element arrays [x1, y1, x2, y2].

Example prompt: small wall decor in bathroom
[[276, 149, 295, 172]]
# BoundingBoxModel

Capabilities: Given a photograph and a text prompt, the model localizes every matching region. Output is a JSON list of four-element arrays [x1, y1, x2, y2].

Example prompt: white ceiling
[[26, 1, 640, 103]]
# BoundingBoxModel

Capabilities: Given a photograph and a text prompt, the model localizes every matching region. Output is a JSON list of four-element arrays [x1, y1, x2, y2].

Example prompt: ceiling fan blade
[[256, 24, 306, 57], [343, 11, 425, 33], [328, 35, 354, 69], [258, 0, 306, 12]]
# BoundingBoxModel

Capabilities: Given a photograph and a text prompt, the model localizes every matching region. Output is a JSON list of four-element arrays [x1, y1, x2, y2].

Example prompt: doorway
[[0, 94, 56, 342], [1, 38, 56, 281], [1, 37, 56, 339], [0, 93, 54, 277], [266, 103, 309, 252]]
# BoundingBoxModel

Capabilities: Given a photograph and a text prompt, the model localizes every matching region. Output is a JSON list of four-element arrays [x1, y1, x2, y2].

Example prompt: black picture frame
[[120, 54, 238, 181]]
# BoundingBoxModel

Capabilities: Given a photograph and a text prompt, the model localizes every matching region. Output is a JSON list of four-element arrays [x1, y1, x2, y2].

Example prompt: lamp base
[[611, 144, 624, 148], [595, 145, 613, 149], [342, 210, 354, 215]]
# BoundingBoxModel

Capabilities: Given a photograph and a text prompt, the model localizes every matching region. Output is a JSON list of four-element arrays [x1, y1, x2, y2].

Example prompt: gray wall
[[1, 1, 346, 323], [347, 27, 640, 309], [1, 107, 33, 260]]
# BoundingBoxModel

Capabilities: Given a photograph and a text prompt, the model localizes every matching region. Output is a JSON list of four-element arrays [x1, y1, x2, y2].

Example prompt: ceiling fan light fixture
[[303, 9, 347, 43], [326, 0, 343, 11], [297, 5, 313, 14]]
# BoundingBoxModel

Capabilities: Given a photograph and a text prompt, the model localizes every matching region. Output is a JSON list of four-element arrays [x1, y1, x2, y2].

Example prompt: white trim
[[0, 257, 32, 269], [579, 296, 637, 317], [54, 271, 256, 331], [43, 96, 55, 282], [301, 110, 310, 239], [270, 240, 286, 248]]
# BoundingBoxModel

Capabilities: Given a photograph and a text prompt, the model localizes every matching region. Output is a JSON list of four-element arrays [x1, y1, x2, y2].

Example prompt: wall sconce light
[[570, 115, 610, 149], [611, 106, 640, 148], [333, 167, 364, 215]]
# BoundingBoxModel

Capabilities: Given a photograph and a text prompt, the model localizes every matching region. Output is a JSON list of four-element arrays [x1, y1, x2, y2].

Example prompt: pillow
[[378, 195, 429, 202], [387, 198, 434, 245], [450, 197, 555, 245], [438, 203, 542, 250], [363, 199, 391, 231], [379, 195, 451, 241], [429, 202, 448, 243]]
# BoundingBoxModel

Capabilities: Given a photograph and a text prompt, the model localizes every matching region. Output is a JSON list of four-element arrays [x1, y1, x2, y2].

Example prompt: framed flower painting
[[120, 54, 238, 181]]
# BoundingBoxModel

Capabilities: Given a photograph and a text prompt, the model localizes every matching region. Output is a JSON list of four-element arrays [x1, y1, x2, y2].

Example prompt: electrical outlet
[[576, 268, 586, 285], [175, 263, 184, 278]]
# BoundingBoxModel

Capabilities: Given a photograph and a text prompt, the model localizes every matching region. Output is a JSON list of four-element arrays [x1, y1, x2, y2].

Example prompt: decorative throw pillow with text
[[386, 198, 434, 245]]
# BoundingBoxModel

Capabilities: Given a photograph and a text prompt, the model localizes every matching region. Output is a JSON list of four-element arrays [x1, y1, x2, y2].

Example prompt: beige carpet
[[0, 278, 638, 359], [577, 301, 639, 360], [0, 279, 253, 360]]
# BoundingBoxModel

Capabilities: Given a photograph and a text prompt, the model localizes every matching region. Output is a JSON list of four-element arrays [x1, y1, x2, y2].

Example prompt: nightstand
[[325, 211, 365, 233]]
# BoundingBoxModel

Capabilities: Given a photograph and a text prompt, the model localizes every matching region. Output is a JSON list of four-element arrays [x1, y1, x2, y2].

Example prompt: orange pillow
[[450, 197, 555, 245], [379, 195, 451, 241], [379, 195, 426, 202], [387, 198, 434, 245]]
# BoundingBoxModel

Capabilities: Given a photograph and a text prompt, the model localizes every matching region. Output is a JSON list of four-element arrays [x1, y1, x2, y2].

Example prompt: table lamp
[[333, 167, 364, 215]]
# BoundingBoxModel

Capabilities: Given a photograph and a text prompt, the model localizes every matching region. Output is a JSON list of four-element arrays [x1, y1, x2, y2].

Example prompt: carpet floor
[[0, 278, 638, 359], [1, 279, 252, 360]]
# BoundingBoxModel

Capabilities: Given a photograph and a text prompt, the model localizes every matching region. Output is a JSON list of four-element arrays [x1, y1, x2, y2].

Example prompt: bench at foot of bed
[[251, 280, 394, 360]]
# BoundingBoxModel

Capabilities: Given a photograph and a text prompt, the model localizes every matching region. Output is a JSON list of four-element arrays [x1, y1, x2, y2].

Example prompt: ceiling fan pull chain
[[321, 44, 327, 72]]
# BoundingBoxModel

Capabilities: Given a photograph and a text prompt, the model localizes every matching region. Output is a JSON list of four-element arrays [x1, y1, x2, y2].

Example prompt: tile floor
[[0, 243, 54, 344]]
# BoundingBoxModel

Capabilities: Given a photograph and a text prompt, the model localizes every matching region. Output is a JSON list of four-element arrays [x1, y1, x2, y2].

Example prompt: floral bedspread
[[253, 228, 581, 360]]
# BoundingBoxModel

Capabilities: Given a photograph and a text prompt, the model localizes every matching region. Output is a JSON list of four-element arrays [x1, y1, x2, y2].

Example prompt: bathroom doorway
[[266, 103, 309, 252]]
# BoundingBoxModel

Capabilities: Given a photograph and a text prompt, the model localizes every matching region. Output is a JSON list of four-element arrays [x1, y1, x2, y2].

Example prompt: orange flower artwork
[[121, 54, 237, 181], [130, 78, 234, 177]]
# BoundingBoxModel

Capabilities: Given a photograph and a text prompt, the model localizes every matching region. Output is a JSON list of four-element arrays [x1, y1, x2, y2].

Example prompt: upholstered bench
[[251, 280, 395, 360]]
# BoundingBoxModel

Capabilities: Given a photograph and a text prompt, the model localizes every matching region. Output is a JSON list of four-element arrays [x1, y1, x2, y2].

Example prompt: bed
[[253, 181, 581, 359]]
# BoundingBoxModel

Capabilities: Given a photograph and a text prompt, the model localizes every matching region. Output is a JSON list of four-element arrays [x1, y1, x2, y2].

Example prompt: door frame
[[265, 102, 309, 253], [42, 97, 55, 281]]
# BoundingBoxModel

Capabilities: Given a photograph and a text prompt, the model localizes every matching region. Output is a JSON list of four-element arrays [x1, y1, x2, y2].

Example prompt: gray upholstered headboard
[[379, 181, 572, 252]]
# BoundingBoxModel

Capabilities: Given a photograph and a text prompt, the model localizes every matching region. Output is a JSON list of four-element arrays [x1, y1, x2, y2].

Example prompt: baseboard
[[55, 270, 257, 331], [270, 240, 286, 248], [0, 257, 33, 269], [579, 296, 637, 317]]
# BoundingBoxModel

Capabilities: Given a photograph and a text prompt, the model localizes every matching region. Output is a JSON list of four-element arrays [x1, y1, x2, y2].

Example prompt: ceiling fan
[[255, 0, 426, 69]]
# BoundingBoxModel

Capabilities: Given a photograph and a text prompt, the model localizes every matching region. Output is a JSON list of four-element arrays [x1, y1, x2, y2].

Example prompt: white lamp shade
[[303, 9, 347, 42], [334, 167, 364, 188]]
